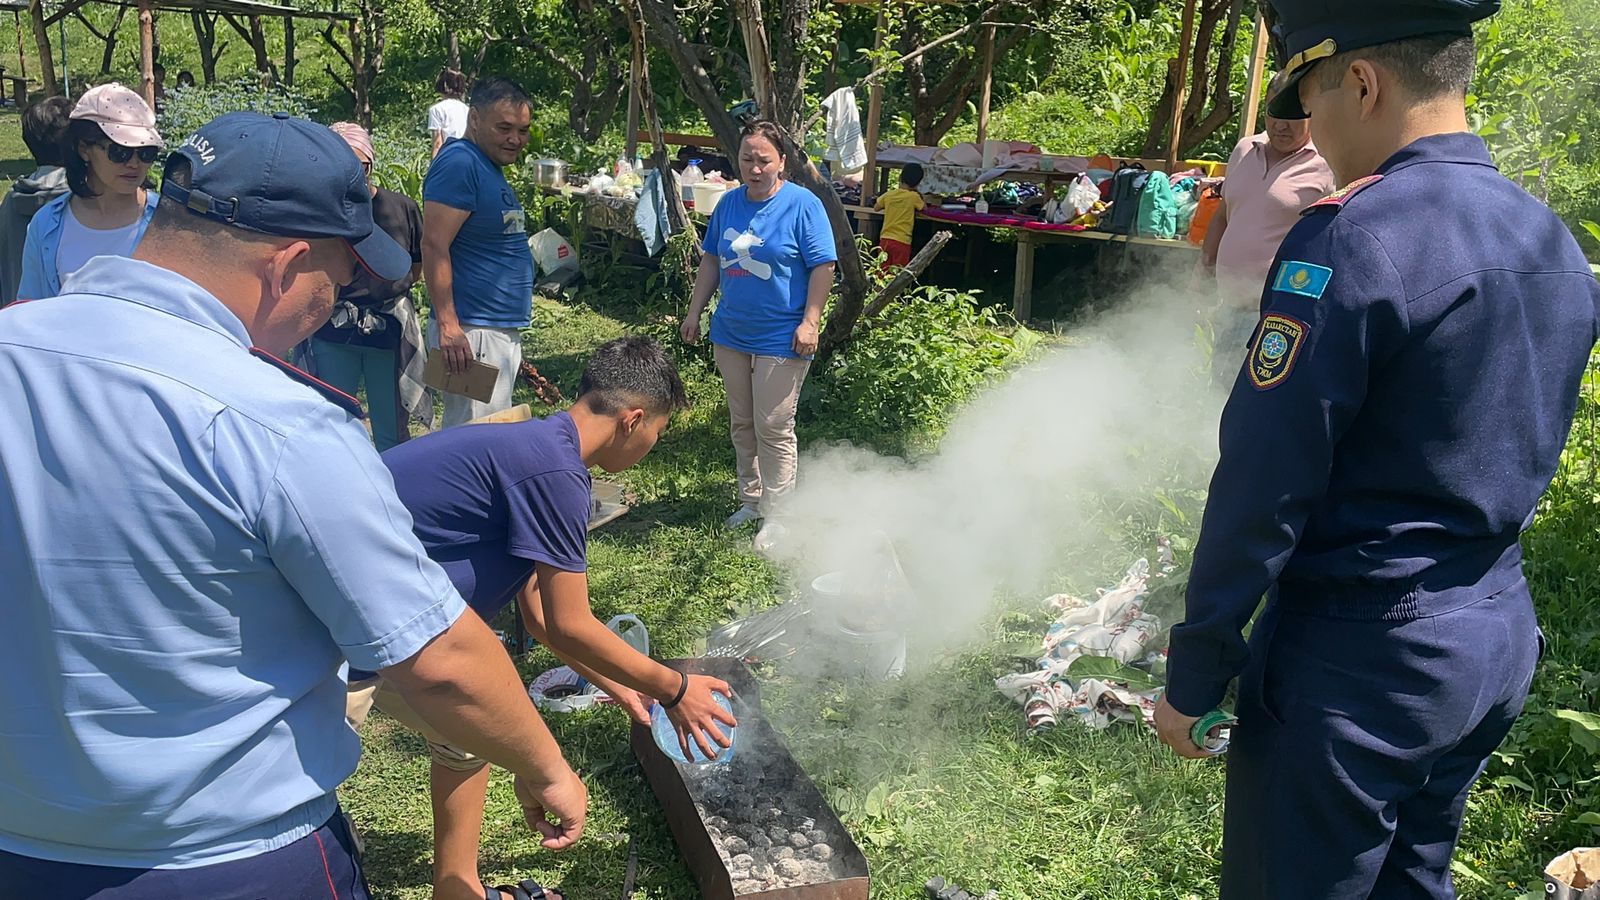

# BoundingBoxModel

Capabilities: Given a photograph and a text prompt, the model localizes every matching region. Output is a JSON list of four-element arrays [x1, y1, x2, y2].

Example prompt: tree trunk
[[250, 16, 275, 83], [1142, 0, 1242, 159], [447, 30, 460, 70], [81, 6, 127, 75], [29, 0, 58, 96], [191, 11, 222, 83]]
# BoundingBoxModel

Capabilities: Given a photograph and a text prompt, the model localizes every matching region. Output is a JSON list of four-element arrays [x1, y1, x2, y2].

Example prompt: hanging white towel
[[822, 87, 868, 174]]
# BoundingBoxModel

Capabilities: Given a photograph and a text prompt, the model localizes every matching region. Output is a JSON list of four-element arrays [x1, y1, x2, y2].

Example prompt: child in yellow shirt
[[874, 164, 925, 269]]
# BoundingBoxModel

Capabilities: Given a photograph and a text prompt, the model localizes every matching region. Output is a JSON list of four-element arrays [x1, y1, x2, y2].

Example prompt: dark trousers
[[1220, 583, 1540, 899], [0, 810, 370, 900]]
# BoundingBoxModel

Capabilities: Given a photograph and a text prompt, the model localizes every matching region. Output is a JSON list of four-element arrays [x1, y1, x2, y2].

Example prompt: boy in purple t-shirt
[[345, 337, 734, 900]]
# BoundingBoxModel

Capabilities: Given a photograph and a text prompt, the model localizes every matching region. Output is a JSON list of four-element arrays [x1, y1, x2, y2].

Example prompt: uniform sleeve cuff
[[1162, 668, 1228, 719], [342, 590, 468, 672]]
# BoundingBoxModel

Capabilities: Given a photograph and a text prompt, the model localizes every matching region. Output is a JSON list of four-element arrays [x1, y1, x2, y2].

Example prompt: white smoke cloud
[[769, 288, 1234, 665]]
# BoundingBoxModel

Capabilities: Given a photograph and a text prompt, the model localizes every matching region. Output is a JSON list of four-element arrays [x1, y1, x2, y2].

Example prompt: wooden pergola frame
[[27, 0, 349, 105]]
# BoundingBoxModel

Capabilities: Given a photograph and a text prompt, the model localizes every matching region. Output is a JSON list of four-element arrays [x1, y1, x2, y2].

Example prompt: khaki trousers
[[714, 343, 810, 515], [346, 676, 485, 771]]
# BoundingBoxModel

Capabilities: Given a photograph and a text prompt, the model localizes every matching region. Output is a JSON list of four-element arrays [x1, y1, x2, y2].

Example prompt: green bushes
[[803, 286, 1038, 454], [156, 78, 318, 144]]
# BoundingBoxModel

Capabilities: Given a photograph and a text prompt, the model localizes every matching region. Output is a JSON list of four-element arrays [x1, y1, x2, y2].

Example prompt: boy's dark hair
[[436, 67, 468, 99], [469, 76, 531, 113], [1316, 34, 1476, 100], [578, 336, 689, 417], [22, 97, 72, 168], [900, 163, 924, 189]]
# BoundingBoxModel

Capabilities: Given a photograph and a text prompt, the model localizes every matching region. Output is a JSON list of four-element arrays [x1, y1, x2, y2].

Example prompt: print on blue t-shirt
[[702, 182, 837, 359], [349, 412, 591, 680], [422, 138, 535, 329]]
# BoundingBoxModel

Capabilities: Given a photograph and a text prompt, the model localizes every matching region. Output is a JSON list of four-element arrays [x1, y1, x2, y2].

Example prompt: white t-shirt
[[56, 203, 143, 286], [427, 99, 469, 139]]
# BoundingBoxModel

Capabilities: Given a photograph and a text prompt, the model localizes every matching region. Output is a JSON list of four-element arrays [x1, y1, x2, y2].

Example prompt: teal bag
[[1136, 173, 1180, 239]]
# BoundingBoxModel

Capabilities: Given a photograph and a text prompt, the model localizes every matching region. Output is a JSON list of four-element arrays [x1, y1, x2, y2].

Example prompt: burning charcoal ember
[[772, 845, 796, 861], [767, 824, 790, 843], [720, 836, 747, 855], [735, 822, 760, 840], [760, 806, 784, 823], [798, 816, 816, 830], [807, 829, 828, 844], [811, 843, 835, 862], [707, 815, 730, 831], [751, 862, 777, 881], [748, 832, 773, 850], [788, 831, 811, 849], [728, 853, 754, 872], [733, 879, 762, 894], [801, 859, 833, 882], [776, 858, 805, 879]]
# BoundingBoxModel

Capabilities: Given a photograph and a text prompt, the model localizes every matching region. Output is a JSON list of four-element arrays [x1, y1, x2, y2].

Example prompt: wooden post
[[1012, 229, 1034, 321], [14, 11, 26, 80], [1166, 0, 1197, 171], [623, 32, 641, 160], [1239, 11, 1269, 140], [137, 0, 155, 108], [283, 15, 295, 86], [860, 1, 887, 208], [975, 22, 995, 149]]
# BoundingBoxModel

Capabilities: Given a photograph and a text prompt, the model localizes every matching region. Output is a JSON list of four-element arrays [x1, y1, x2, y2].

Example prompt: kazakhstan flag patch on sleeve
[[1272, 261, 1333, 300]]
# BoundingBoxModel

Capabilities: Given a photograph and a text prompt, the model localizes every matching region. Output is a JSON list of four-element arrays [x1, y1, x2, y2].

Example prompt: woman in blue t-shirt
[[681, 121, 838, 538]]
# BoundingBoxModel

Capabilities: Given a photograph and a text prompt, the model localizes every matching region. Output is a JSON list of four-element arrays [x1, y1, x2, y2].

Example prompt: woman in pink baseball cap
[[17, 83, 162, 301]]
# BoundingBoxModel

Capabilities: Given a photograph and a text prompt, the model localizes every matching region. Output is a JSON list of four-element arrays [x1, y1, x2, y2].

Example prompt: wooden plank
[[632, 129, 719, 150], [1240, 11, 1269, 140], [1167, 0, 1197, 172]]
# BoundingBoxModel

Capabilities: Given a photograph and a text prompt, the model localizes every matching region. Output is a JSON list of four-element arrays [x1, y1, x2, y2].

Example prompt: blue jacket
[[17, 189, 160, 301], [1166, 133, 1600, 716]]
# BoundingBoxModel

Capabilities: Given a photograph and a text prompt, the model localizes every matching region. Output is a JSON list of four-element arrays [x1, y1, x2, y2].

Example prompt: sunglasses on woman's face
[[100, 143, 161, 165]]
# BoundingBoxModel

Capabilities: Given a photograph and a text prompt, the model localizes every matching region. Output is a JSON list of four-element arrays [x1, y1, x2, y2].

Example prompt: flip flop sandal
[[490, 880, 564, 900]]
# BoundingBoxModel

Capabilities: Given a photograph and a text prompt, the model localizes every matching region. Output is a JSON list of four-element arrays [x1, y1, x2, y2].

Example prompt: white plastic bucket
[[811, 571, 906, 680], [691, 181, 727, 215]]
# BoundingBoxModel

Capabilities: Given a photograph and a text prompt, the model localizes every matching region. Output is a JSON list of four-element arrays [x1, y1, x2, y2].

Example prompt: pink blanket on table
[[922, 207, 1033, 227]]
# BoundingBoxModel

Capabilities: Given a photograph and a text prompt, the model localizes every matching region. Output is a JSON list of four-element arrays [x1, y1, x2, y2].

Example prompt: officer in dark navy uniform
[[1152, 1, 1600, 897]]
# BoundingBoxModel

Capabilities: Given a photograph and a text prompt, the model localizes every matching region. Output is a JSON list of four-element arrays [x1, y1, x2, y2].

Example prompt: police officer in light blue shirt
[[0, 112, 587, 899]]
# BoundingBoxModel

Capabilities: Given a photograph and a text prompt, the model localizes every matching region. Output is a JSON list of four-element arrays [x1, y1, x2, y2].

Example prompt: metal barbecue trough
[[631, 658, 870, 899]]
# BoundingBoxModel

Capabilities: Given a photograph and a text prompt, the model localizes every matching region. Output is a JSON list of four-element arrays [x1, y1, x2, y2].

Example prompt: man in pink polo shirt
[[1200, 76, 1336, 380]]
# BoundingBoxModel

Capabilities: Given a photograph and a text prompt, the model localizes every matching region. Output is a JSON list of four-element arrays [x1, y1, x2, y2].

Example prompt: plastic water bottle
[[650, 692, 737, 765], [680, 159, 705, 203]]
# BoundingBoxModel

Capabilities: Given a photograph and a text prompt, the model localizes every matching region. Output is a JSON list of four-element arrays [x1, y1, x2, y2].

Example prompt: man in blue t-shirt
[[347, 337, 737, 900], [422, 76, 536, 428]]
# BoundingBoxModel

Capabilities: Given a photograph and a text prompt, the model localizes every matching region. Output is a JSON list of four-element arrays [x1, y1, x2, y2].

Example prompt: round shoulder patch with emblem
[[1249, 314, 1307, 390]]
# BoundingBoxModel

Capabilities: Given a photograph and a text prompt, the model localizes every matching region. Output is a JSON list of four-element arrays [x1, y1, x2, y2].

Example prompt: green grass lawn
[[344, 286, 1587, 900], [0, 107, 36, 183]]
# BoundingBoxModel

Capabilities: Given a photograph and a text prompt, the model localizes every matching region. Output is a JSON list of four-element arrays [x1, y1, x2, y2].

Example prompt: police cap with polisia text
[[1264, 0, 1500, 119], [159, 111, 410, 280]]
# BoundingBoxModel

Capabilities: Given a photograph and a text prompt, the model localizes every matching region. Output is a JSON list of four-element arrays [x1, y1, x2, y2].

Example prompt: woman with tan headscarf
[[304, 122, 429, 450]]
